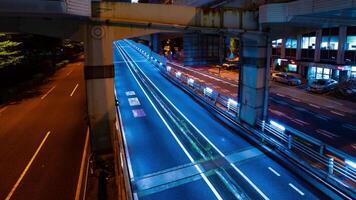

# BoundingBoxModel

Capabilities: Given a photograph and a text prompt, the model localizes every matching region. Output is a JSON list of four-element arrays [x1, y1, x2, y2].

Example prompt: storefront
[[307, 63, 352, 83]]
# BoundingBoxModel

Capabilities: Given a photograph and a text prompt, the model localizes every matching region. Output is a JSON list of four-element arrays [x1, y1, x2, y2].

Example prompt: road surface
[[114, 40, 326, 200], [0, 59, 87, 200]]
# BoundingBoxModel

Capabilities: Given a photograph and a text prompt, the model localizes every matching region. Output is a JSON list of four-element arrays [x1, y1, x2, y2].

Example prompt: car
[[307, 79, 338, 93], [222, 62, 237, 70], [271, 72, 302, 85]]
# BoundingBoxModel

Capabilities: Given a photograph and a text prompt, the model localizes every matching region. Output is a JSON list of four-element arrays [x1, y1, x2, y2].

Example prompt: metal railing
[[126, 39, 356, 199]]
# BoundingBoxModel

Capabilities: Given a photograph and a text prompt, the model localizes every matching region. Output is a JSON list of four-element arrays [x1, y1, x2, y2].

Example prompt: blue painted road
[[114, 40, 325, 200]]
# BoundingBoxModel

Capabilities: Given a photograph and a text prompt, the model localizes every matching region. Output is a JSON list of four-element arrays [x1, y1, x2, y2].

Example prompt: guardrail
[[126, 39, 356, 199], [114, 102, 134, 200]]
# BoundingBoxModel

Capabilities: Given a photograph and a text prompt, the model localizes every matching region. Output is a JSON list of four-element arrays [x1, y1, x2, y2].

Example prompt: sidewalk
[[168, 61, 356, 115]]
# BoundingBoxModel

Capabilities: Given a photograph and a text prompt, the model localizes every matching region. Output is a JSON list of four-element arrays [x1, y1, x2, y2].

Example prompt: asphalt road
[[0, 59, 87, 200], [166, 62, 356, 156], [114, 40, 325, 200]]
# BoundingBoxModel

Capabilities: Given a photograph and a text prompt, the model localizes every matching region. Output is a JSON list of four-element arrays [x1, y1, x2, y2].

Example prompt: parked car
[[271, 72, 302, 85], [222, 62, 237, 70], [307, 79, 338, 93]]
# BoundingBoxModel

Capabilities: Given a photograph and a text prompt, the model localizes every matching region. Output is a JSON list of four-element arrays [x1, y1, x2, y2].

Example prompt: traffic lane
[[269, 95, 356, 142], [123, 46, 251, 154], [114, 56, 192, 178], [270, 90, 356, 127], [141, 179, 216, 200], [114, 44, 217, 199], [0, 61, 87, 200], [268, 102, 355, 156], [9, 62, 87, 200], [123, 45, 320, 199], [0, 62, 81, 198], [170, 64, 355, 125], [237, 156, 324, 200], [170, 64, 355, 149]]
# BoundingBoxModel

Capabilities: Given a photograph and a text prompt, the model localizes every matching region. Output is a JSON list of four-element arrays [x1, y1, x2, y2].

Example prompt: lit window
[[346, 36, 356, 50], [285, 38, 297, 49], [351, 66, 356, 78], [302, 37, 316, 49], [272, 39, 282, 48]]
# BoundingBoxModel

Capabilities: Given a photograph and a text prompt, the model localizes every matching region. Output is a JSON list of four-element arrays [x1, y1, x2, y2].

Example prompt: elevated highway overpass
[[0, 1, 356, 198]]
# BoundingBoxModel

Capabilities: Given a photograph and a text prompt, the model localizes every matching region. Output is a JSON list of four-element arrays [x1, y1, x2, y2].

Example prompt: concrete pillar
[[238, 32, 269, 126], [280, 38, 286, 59], [84, 25, 116, 155], [150, 33, 159, 53], [314, 30, 322, 62], [296, 35, 302, 60], [337, 26, 347, 64]]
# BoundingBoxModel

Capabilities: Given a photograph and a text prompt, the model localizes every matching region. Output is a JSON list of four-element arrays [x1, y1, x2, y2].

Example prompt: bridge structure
[[0, 0, 356, 199]]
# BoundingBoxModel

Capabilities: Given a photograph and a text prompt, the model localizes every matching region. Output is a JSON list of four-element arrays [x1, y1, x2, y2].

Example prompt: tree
[[0, 33, 24, 69]]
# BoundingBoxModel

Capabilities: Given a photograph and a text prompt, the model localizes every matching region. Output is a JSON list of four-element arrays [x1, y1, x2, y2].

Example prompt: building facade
[[271, 26, 356, 83]]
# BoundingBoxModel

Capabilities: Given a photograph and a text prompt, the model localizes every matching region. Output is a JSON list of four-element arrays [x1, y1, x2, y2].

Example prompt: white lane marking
[[121, 41, 270, 200], [167, 61, 238, 87], [5, 131, 51, 200], [291, 98, 301, 102], [276, 93, 285, 97], [0, 106, 8, 113], [75, 128, 89, 200], [70, 84, 79, 97], [268, 167, 281, 177], [352, 144, 356, 150], [308, 103, 320, 109], [293, 119, 310, 125], [291, 119, 304, 126], [116, 42, 224, 199], [315, 114, 329, 121], [269, 108, 284, 116], [66, 70, 73, 76], [288, 183, 305, 196], [128, 97, 141, 106], [316, 129, 338, 139], [41, 85, 56, 100], [330, 110, 345, 117], [126, 91, 136, 96], [343, 124, 356, 132]]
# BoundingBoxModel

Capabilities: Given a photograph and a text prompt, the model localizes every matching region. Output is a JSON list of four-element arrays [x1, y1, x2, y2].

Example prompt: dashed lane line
[[41, 85, 56, 100], [330, 110, 345, 117], [288, 183, 305, 196], [308, 103, 321, 109], [268, 167, 281, 177]]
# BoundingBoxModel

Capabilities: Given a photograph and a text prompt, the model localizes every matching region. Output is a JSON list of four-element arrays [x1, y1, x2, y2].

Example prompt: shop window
[[285, 38, 297, 49], [346, 36, 356, 50], [352, 66, 356, 78], [272, 39, 282, 48], [323, 68, 331, 79], [302, 36, 316, 49], [321, 36, 338, 50]]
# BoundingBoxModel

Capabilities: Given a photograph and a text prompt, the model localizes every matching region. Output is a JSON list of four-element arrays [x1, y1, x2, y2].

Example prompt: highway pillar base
[[84, 25, 116, 155], [239, 32, 269, 126]]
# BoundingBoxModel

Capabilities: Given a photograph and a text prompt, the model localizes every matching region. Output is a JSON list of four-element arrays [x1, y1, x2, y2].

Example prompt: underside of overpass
[[1, 0, 356, 154]]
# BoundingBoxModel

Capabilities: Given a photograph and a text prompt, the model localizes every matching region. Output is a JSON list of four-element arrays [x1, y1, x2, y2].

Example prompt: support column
[[239, 32, 269, 126], [296, 34, 302, 60], [84, 25, 115, 155], [280, 38, 286, 59], [150, 33, 159, 53], [314, 30, 322, 62], [337, 26, 347, 65]]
